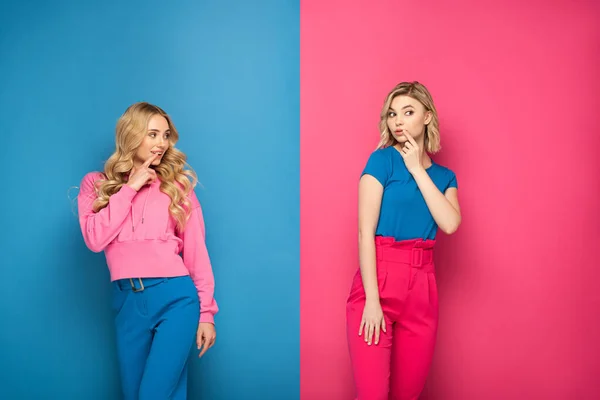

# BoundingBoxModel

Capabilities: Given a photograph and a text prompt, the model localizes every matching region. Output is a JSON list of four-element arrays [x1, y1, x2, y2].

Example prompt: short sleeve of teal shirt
[[362, 150, 391, 187], [448, 171, 458, 189], [361, 147, 458, 241]]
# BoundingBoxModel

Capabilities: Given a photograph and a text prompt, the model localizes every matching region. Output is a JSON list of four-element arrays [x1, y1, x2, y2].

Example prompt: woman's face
[[386, 95, 432, 144], [133, 114, 171, 168]]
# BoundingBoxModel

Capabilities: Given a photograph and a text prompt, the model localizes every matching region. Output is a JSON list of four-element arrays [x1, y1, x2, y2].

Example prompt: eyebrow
[[148, 129, 171, 133], [389, 105, 414, 112]]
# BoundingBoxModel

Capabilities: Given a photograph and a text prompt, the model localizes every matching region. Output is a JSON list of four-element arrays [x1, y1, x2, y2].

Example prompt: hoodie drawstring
[[132, 185, 151, 232]]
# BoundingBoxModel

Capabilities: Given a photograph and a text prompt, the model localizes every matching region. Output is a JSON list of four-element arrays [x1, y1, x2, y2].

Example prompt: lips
[[151, 151, 164, 156]]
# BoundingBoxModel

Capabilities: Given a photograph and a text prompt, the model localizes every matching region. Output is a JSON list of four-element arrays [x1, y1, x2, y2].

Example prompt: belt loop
[[377, 247, 385, 263], [411, 248, 423, 267], [130, 278, 145, 292]]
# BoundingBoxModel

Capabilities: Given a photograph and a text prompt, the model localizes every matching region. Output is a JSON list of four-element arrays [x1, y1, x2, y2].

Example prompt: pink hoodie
[[77, 172, 218, 324]]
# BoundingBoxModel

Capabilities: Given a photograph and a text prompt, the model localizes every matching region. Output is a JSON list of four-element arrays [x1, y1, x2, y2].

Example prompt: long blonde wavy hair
[[92, 102, 198, 231], [377, 81, 441, 153]]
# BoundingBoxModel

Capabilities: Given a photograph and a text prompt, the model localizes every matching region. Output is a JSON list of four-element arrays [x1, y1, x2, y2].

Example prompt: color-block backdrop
[[300, 1, 600, 399], [0, 1, 299, 399], [2, 0, 600, 399]]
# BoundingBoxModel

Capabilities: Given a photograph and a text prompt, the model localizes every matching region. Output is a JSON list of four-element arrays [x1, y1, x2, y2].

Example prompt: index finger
[[143, 153, 158, 168], [404, 131, 417, 145]]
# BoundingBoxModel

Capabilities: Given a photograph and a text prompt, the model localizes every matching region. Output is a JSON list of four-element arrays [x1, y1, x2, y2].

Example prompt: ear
[[424, 111, 433, 125]]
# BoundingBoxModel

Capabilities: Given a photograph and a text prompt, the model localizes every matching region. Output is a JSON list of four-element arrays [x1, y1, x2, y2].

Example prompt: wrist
[[410, 166, 426, 176], [126, 182, 140, 192]]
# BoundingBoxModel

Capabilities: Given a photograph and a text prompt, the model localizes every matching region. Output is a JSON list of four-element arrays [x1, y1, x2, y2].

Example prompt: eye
[[387, 111, 396, 118], [405, 110, 414, 116], [149, 133, 156, 138], [164, 133, 170, 140]]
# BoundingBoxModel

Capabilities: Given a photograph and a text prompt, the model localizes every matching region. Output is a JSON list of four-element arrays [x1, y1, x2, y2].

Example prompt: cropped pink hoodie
[[77, 172, 218, 324]]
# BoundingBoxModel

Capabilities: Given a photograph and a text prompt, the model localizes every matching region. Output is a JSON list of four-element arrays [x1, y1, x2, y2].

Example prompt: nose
[[157, 136, 166, 147], [395, 115, 403, 126]]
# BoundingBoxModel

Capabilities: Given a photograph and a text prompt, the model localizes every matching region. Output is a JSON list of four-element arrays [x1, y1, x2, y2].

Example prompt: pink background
[[300, 1, 600, 399]]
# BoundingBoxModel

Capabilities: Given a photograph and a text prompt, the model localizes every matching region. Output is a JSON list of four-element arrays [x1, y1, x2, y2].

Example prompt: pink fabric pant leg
[[346, 237, 439, 400]]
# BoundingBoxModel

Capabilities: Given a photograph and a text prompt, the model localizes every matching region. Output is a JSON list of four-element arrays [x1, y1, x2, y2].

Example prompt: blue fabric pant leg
[[112, 276, 200, 400]]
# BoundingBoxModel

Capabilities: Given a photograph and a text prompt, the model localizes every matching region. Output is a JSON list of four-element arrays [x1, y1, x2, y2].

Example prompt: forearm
[[412, 168, 461, 234], [358, 231, 380, 302], [189, 267, 218, 324], [79, 181, 137, 252], [180, 205, 219, 323]]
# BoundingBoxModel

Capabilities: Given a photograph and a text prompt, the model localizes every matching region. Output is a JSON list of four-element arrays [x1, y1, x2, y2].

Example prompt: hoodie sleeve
[[177, 189, 218, 324], [78, 172, 137, 253]]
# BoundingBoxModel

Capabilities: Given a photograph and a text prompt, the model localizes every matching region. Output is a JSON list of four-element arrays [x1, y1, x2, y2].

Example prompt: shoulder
[[362, 147, 397, 185], [175, 178, 201, 209], [369, 146, 396, 160], [430, 162, 458, 186], [188, 186, 201, 209], [364, 146, 395, 168], [81, 171, 106, 182], [80, 171, 106, 191], [431, 162, 455, 175]]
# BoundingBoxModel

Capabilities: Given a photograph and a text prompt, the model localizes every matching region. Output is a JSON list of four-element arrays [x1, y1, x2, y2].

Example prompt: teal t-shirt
[[362, 146, 458, 241]]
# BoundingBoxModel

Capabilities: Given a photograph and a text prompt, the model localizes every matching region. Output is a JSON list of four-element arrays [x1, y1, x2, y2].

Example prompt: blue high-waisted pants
[[112, 275, 200, 400]]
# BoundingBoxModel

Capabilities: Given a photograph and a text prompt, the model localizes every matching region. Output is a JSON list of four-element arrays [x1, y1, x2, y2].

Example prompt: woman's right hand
[[359, 299, 386, 346], [126, 154, 158, 192]]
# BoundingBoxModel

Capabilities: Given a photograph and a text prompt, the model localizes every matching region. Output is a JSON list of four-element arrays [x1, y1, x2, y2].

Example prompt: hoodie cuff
[[199, 312, 215, 325], [117, 184, 138, 200]]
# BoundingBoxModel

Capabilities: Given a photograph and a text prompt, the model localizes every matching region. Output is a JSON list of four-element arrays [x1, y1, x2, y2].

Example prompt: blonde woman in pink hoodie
[[77, 102, 218, 400]]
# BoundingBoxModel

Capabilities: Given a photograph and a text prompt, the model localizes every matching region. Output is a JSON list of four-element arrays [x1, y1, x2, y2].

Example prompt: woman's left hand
[[197, 322, 216, 358], [399, 132, 424, 174]]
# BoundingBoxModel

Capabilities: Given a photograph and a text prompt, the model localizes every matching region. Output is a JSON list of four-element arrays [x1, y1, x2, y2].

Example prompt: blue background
[[0, 1, 299, 398]]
